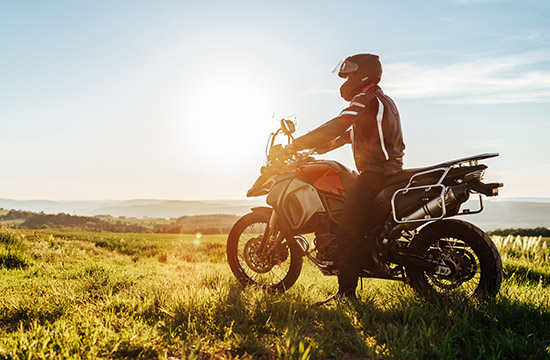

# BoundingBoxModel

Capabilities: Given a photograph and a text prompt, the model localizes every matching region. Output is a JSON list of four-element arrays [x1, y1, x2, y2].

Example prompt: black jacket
[[293, 85, 405, 175]]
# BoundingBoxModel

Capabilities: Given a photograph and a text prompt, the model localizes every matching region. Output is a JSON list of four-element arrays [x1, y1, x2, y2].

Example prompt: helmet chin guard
[[340, 80, 363, 101]]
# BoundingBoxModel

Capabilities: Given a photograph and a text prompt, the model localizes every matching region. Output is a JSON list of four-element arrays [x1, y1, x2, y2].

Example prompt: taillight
[[464, 169, 485, 182]]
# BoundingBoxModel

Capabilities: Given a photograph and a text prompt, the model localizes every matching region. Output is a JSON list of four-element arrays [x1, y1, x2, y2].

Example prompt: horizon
[[2, 196, 549, 231], [1, 1, 549, 200], [2, 196, 550, 203]]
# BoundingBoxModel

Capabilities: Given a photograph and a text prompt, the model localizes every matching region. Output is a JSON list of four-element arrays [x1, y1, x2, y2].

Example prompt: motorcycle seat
[[385, 164, 444, 187]]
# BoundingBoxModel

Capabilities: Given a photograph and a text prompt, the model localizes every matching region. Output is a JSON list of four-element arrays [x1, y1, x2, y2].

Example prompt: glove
[[269, 144, 295, 160], [283, 144, 295, 154]]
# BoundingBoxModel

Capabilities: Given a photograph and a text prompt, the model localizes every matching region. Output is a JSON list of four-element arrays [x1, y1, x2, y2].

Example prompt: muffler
[[401, 183, 469, 222]]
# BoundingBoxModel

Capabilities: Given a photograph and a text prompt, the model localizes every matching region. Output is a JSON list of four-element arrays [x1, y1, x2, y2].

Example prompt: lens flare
[[193, 232, 202, 247]]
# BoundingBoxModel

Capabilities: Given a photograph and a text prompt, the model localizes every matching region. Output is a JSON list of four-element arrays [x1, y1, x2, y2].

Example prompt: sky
[[1, 0, 549, 201]]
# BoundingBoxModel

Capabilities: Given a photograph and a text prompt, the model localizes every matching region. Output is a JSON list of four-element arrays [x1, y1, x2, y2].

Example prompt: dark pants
[[336, 170, 388, 291]]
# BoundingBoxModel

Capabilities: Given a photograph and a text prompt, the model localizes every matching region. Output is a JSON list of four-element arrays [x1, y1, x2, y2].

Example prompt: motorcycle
[[227, 119, 503, 297]]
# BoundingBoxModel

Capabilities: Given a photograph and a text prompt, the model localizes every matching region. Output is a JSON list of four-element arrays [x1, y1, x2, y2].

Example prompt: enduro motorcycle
[[227, 119, 504, 297]]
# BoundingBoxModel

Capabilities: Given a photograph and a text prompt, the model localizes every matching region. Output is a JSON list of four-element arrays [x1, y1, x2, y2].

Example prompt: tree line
[[18, 212, 148, 233], [153, 214, 238, 234], [6, 208, 547, 236], [0, 209, 238, 234], [488, 227, 550, 237]]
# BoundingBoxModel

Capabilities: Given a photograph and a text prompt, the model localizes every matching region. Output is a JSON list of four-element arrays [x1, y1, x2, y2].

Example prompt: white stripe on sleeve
[[339, 110, 358, 116]]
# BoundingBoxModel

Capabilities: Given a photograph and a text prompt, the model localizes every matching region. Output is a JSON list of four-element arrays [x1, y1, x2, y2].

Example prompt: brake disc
[[243, 236, 274, 273]]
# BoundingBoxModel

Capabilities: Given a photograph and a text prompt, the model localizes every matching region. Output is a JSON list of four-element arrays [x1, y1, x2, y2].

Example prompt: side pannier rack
[[390, 153, 500, 224]]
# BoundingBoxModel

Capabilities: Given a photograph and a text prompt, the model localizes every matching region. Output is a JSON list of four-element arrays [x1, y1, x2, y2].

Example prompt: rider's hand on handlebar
[[283, 144, 296, 155], [269, 144, 295, 160]]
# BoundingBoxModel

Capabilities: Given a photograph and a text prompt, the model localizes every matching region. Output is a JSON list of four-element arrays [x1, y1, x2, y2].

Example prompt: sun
[[181, 73, 275, 166]]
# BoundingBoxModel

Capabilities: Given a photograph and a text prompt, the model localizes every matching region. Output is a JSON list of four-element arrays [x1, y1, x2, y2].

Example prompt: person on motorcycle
[[285, 53, 405, 301]]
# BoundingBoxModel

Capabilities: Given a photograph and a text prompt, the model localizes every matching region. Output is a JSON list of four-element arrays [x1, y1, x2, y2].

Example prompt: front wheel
[[227, 211, 303, 292], [406, 219, 502, 297]]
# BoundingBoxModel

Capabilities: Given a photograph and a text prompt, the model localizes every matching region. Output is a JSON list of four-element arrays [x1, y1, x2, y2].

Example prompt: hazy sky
[[1, 0, 549, 200]]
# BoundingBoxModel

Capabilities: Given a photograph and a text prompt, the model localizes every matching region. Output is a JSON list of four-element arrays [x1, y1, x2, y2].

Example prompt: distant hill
[[1, 197, 549, 231], [0, 198, 264, 218], [465, 200, 550, 230]]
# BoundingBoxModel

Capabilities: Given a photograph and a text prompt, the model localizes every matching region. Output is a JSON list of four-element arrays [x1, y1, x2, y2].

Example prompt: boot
[[314, 287, 357, 305]]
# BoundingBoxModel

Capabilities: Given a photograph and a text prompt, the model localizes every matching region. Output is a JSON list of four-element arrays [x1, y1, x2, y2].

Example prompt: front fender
[[250, 206, 273, 219]]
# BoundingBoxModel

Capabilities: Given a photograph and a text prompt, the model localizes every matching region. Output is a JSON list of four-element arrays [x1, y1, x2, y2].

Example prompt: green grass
[[0, 227, 548, 359]]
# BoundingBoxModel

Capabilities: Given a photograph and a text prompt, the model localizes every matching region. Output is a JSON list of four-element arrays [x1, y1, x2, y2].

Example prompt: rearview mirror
[[281, 119, 295, 135]]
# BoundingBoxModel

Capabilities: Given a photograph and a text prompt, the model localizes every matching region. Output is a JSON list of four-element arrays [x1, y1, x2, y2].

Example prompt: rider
[[285, 53, 405, 300]]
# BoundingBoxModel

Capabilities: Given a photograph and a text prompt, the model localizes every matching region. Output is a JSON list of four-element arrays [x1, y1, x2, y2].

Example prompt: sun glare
[[181, 73, 275, 166]]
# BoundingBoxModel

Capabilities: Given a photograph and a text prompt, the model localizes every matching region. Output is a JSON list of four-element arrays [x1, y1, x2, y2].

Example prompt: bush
[[0, 249, 30, 269], [0, 227, 31, 269], [0, 229, 18, 246]]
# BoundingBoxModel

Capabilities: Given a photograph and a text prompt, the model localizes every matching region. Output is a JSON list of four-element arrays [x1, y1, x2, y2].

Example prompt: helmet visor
[[332, 59, 359, 78]]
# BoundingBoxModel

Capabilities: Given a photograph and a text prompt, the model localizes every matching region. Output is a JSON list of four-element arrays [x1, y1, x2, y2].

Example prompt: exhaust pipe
[[400, 184, 469, 226]]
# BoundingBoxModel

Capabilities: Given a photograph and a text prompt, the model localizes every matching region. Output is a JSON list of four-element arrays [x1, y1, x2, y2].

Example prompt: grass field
[[0, 227, 549, 359]]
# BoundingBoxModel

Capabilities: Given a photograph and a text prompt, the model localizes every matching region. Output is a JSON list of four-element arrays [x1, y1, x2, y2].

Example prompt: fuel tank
[[282, 160, 356, 196], [266, 161, 356, 232]]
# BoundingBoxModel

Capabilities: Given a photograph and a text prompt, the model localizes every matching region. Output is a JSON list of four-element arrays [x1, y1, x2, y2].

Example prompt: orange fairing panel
[[296, 164, 345, 195]]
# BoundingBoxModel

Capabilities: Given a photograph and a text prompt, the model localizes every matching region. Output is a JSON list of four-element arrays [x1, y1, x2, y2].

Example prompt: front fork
[[258, 212, 284, 259]]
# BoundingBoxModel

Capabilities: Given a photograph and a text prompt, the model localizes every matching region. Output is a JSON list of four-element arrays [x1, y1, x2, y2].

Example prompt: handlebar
[[265, 118, 317, 165]]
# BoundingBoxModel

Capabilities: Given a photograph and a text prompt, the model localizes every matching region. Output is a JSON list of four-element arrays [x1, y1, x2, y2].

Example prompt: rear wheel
[[227, 211, 303, 292], [407, 219, 502, 297]]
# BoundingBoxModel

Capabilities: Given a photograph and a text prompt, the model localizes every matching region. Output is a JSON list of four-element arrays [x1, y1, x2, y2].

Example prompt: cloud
[[382, 51, 550, 104]]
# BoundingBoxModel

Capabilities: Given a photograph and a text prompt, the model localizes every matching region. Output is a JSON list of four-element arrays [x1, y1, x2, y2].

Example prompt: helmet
[[333, 54, 382, 101]]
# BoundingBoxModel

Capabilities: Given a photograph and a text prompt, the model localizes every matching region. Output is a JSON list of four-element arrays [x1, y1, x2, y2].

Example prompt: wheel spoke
[[406, 221, 502, 298], [235, 220, 293, 286], [422, 236, 482, 296]]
